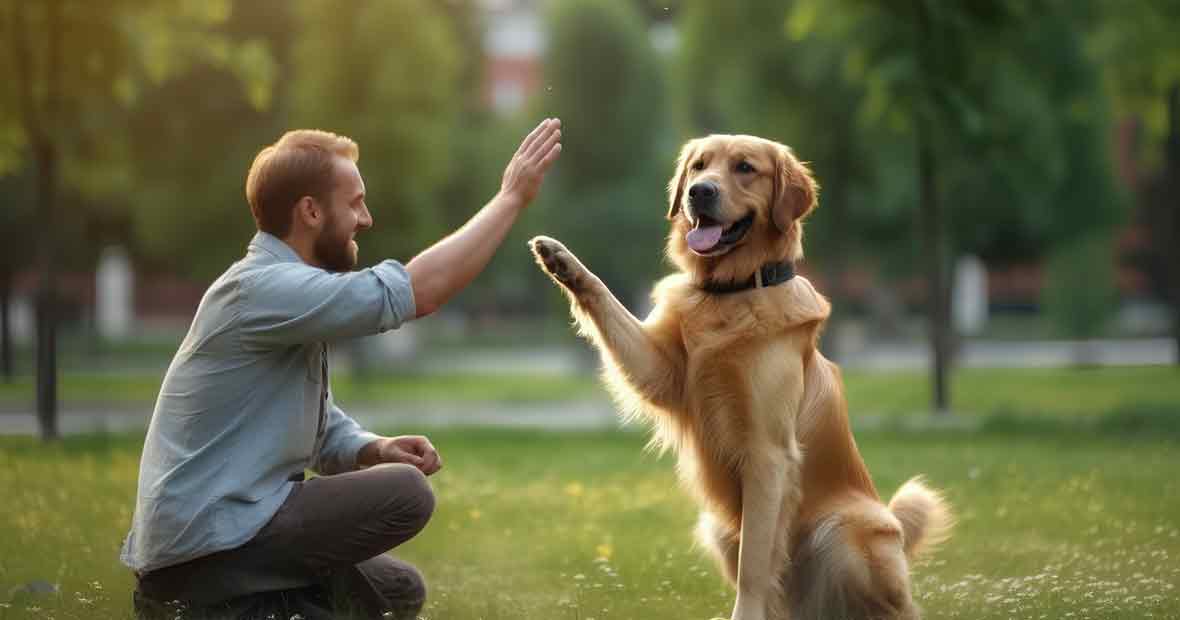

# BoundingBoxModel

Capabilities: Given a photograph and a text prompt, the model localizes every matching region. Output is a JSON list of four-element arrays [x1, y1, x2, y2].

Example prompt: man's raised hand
[[499, 118, 562, 210]]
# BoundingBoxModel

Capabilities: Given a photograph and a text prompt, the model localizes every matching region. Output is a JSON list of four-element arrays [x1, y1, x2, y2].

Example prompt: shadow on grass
[[848, 401, 1180, 442], [973, 403, 1180, 439]]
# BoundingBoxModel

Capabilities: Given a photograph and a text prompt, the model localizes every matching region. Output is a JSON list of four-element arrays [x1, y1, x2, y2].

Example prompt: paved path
[[2, 337, 1173, 436], [846, 337, 1176, 370], [0, 399, 623, 437]]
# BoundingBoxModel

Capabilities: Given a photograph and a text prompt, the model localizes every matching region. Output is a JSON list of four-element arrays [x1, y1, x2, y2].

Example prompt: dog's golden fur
[[531, 135, 952, 620]]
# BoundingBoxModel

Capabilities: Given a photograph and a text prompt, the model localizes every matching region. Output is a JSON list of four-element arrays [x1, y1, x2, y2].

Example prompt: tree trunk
[[1166, 83, 1180, 365], [0, 269, 12, 382], [915, 0, 951, 415], [35, 140, 60, 441], [918, 129, 951, 415], [13, 0, 65, 441]]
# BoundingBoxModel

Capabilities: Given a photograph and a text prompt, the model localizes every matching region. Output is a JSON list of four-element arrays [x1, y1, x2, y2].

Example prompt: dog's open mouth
[[686, 212, 754, 256]]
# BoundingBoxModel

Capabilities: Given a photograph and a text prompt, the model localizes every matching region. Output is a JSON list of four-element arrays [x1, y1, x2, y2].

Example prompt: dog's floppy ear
[[770, 143, 819, 233], [667, 141, 695, 220]]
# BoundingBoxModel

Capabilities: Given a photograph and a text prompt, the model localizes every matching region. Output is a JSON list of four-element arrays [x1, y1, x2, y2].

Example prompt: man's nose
[[358, 205, 373, 230]]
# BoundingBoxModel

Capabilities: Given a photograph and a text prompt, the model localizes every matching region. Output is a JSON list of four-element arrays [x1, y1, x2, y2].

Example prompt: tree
[[1089, 0, 1180, 363], [790, 0, 1124, 413], [289, 0, 465, 263], [126, 1, 284, 280], [0, 0, 273, 440], [533, 0, 668, 307]]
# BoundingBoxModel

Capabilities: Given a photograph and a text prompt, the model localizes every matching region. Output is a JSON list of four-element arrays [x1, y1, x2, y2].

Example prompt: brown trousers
[[134, 464, 435, 620]]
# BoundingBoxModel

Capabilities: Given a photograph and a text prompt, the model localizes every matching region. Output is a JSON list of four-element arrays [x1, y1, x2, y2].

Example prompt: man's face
[[313, 157, 372, 272]]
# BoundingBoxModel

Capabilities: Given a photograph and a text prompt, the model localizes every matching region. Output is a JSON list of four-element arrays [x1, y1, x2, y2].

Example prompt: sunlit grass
[[1, 424, 1177, 619]]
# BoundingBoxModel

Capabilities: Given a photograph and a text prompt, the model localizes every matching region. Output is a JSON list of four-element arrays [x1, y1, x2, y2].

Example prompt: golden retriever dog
[[529, 135, 952, 620]]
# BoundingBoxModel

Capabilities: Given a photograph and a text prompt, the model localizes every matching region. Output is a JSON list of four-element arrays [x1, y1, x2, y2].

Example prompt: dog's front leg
[[731, 448, 797, 620], [530, 236, 685, 409]]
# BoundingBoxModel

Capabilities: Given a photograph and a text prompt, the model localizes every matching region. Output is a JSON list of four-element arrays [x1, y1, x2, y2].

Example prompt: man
[[123, 119, 563, 619]]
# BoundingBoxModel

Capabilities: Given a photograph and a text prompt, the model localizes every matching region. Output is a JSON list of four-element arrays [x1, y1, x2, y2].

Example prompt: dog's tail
[[887, 476, 953, 560]]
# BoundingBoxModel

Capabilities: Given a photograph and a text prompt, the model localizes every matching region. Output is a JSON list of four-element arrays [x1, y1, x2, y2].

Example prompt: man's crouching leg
[[328, 464, 434, 618], [133, 463, 435, 619], [336, 555, 427, 619]]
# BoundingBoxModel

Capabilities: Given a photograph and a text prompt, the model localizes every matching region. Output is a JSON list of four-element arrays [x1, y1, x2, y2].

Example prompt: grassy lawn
[[1, 423, 1177, 619], [2, 366, 1177, 422]]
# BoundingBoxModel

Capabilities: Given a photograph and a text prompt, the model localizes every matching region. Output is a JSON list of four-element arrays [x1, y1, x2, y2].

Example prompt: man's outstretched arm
[[406, 118, 562, 318]]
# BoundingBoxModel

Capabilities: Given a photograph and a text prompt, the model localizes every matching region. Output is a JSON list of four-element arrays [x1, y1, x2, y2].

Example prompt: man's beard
[[313, 213, 357, 272]]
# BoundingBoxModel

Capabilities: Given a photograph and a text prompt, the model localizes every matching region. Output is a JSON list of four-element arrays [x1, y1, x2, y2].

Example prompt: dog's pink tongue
[[686, 224, 724, 252]]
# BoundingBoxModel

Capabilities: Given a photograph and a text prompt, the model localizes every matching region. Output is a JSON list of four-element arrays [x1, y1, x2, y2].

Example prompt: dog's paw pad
[[530, 237, 580, 286]]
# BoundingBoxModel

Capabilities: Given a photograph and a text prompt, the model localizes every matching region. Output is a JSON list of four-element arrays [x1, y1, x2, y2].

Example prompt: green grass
[[1, 422, 1177, 619], [2, 366, 1178, 422]]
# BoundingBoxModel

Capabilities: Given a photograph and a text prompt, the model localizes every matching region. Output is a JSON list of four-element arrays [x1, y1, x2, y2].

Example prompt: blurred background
[[1, 0, 1178, 439]]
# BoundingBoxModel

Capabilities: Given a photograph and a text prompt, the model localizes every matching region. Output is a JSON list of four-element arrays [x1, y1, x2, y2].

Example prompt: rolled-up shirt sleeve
[[239, 260, 416, 347], [315, 391, 379, 475]]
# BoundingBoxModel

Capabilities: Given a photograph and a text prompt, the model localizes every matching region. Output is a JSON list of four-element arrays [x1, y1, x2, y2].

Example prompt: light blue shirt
[[121, 231, 416, 573]]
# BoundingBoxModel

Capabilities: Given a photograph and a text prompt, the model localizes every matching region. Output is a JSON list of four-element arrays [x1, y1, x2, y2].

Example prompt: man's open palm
[[500, 118, 562, 208]]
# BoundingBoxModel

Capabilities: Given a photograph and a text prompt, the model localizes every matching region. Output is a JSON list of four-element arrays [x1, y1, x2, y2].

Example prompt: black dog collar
[[700, 260, 796, 295]]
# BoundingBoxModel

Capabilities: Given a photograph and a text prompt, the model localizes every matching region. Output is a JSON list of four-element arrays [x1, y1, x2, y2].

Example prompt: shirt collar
[[249, 231, 305, 264]]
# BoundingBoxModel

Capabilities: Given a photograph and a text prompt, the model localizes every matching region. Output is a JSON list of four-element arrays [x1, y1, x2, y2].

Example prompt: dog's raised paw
[[529, 235, 584, 290]]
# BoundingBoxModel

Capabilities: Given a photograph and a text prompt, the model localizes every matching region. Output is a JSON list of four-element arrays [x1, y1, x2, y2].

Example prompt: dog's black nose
[[688, 181, 719, 202]]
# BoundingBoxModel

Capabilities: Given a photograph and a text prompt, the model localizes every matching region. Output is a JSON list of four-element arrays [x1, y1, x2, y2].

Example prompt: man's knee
[[374, 464, 435, 535]]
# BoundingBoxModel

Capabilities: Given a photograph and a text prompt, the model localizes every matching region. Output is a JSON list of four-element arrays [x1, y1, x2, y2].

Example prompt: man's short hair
[[245, 130, 359, 237]]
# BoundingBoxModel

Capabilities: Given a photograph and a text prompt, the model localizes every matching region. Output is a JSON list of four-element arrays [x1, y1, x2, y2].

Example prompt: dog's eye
[[691, 160, 705, 171], [735, 161, 755, 174]]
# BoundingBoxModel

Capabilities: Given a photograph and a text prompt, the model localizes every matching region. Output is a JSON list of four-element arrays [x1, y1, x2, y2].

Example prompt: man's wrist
[[357, 437, 387, 467], [495, 190, 526, 213]]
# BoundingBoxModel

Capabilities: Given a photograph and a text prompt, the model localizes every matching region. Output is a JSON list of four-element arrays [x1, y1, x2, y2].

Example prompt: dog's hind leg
[[787, 502, 918, 620]]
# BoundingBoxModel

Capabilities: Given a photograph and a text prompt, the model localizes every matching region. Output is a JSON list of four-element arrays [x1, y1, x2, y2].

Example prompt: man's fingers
[[396, 448, 425, 466], [526, 119, 561, 159], [527, 126, 562, 162], [538, 141, 563, 170], [424, 452, 442, 475], [517, 118, 552, 157], [523, 119, 561, 159]]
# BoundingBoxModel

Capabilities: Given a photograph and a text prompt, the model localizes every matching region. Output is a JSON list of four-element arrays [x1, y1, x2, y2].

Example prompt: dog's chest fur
[[657, 275, 832, 444], [644, 275, 832, 526]]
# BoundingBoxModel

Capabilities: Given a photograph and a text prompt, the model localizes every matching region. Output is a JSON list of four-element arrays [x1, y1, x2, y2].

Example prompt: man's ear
[[293, 196, 323, 231], [771, 144, 819, 234], [667, 141, 695, 220]]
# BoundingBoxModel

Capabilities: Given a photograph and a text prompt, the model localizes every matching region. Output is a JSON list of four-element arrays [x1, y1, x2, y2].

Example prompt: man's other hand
[[362, 435, 442, 475], [499, 118, 562, 210]]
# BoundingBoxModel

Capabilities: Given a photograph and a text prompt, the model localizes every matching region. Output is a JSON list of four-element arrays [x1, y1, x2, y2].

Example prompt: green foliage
[[775, 0, 1126, 268], [531, 0, 671, 304], [0, 0, 278, 275], [543, 0, 664, 190], [1088, 0, 1180, 151], [126, 2, 290, 278], [290, 0, 465, 262], [1042, 233, 1118, 340]]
